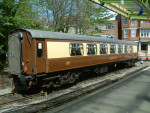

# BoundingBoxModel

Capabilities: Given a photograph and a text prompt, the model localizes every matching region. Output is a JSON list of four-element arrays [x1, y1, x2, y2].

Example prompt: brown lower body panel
[[48, 53, 137, 73]]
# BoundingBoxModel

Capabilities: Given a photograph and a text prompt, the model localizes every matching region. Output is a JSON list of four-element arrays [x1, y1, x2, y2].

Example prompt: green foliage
[[0, 0, 42, 69], [38, 0, 114, 34]]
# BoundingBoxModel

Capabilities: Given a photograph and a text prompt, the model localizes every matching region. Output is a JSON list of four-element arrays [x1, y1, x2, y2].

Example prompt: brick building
[[93, 21, 119, 39], [121, 16, 150, 60]]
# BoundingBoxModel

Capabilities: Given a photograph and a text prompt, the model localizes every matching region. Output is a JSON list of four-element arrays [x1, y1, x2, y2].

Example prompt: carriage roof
[[11, 29, 137, 45]]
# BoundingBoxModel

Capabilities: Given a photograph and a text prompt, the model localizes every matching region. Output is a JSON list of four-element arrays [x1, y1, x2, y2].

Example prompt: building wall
[[121, 16, 150, 60], [121, 16, 130, 28], [121, 16, 139, 28], [121, 16, 140, 40], [140, 22, 150, 28], [94, 21, 118, 39]]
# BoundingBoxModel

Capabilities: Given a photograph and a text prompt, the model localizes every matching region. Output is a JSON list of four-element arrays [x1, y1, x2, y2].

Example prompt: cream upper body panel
[[47, 42, 70, 59], [47, 41, 138, 59]]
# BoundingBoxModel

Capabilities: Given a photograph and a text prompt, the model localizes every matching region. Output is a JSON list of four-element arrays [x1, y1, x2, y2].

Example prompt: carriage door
[[36, 40, 46, 73], [8, 33, 22, 75]]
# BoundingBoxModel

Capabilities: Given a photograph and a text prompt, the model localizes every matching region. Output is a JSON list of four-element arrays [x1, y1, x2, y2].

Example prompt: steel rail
[[0, 93, 42, 107], [0, 92, 15, 98]]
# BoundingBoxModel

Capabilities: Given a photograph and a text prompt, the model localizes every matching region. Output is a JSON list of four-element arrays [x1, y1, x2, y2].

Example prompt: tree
[[39, 0, 114, 34], [73, 0, 114, 35], [0, 0, 41, 69], [38, 0, 75, 32]]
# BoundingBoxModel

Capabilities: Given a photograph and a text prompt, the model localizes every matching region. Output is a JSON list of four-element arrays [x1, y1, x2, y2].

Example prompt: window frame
[[69, 43, 84, 56], [124, 19, 127, 25], [37, 43, 44, 58], [131, 20, 135, 25], [105, 24, 114, 30], [100, 44, 108, 54], [124, 45, 128, 53], [131, 29, 136, 37], [124, 29, 128, 38], [140, 21, 150, 24], [110, 44, 116, 54], [129, 45, 133, 53], [118, 45, 123, 53], [87, 44, 97, 55], [140, 29, 150, 37]]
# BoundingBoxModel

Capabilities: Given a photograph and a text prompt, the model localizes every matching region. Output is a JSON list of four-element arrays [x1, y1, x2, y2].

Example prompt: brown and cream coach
[[8, 29, 138, 90]]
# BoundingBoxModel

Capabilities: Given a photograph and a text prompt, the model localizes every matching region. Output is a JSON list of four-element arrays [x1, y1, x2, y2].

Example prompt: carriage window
[[118, 45, 123, 53], [124, 45, 128, 53], [37, 43, 43, 57], [100, 44, 108, 54], [130, 46, 133, 53], [70, 43, 83, 56], [110, 45, 116, 54], [87, 44, 97, 55]]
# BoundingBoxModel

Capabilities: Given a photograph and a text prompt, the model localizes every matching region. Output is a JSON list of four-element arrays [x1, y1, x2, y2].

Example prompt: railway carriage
[[8, 29, 138, 90]]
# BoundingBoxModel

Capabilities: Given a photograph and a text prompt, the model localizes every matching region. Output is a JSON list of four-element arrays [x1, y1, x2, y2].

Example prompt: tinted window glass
[[118, 45, 123, 53], [110, 45, 116, 54], [37, 43, 43, 57], [100, 44, 108, 54], [87, 44, 97, 55], [124, 45, 128, 53], [124, 19, 127, 25], [70, 43, 83, 56], [130, 46, 133, 53]]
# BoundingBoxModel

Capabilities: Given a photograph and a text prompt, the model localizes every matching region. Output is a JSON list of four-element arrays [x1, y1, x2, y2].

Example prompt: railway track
[[0, 65, 147, 113], [0, 92, 15, 98], [0, 74, 113, 107], [0, 68, 120, 110], [0, 92, 43, 107]]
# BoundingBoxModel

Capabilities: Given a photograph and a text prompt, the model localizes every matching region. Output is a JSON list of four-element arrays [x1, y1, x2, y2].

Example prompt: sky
[[110, 11, 118, 20]]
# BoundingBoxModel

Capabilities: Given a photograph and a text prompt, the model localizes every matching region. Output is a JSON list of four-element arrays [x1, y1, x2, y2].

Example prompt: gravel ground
[[0, 73, 11, 90]]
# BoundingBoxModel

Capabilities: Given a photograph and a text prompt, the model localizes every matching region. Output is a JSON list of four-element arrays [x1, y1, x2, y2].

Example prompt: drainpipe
[[139, 28, 141, 60], [148, 41, 150, 60]]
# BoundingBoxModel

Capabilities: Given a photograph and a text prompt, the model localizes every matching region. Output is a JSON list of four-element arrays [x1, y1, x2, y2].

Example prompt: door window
[[37, 43, 43, 57]]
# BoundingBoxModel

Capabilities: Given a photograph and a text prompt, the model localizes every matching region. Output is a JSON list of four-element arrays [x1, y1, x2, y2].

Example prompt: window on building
[[108, 24, 111, 29], [95, 25, 101, 30], [140, 29, 150, 37], [106, 34, 115, 39], [100, 44, 108, 54], [70, 43, 83, 56], [140, 21, 150, 24], [106, 24, 114, 30], [118, 45, 123, 53], [110, 45, 116, 54], [124, 29, 128, 38], [141, 43, 147, 51], [140, 29, 144, 37], [129, 46, 133, 53], [37, 43, 43, 57], [87, 44, 97, 55], [124, 45, 128, 53], [144, 29, 147, 37], [147, 30, 149, 37], [131, 29, 136, 37], [131, 20, 135, 25], [124, 19, 127, 25], [111, 24, 114, 29]]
